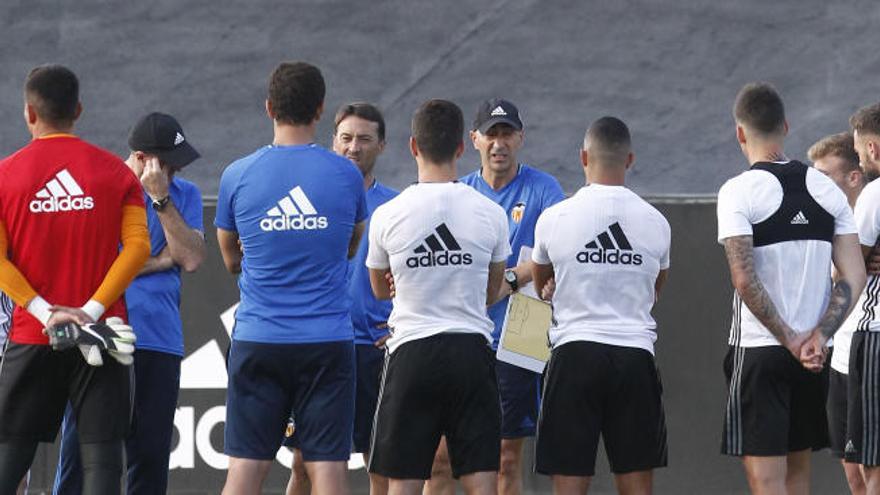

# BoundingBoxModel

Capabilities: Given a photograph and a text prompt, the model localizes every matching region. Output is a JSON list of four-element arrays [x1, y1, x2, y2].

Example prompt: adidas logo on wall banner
[[29, 169, 94, 213], [260, 186, 328, 231], [790, 210, 809, 225], [577, 222, 643, 265], [406, 223, 473, 268]]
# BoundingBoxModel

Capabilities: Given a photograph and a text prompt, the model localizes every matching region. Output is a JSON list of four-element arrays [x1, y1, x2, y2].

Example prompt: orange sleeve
[[90, 205, 151, 308], [0, 221, 39, 306]]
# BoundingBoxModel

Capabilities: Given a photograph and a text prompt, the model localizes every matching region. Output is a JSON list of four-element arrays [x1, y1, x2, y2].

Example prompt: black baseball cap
[[128, 112, 200, 169], [473, 98, 523, 133]]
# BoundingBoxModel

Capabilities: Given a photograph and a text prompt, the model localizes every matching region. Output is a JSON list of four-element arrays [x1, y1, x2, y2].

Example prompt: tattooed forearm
[[816, 280, 853, 339], [723, 235, 797, 344]]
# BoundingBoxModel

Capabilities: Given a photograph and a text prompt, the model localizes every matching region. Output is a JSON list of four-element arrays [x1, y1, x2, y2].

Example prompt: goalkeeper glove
[[47, 317, 136, 366]]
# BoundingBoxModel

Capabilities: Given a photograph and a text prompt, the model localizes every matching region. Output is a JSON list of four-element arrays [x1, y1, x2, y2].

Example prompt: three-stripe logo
[[576, 222, 643, 265], [259, 186, 329, 231], [406, 223, 473, 268], [29, 169, 95, 213]]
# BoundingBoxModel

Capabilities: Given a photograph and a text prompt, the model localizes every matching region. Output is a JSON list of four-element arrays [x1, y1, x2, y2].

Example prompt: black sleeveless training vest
[[750, 161, 835, 248]]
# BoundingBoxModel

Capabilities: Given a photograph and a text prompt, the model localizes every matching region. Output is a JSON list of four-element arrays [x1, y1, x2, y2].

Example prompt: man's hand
[[48, 317, 136, 366], [799, 331, 828, 373], [374, 322, 391, 349], [385, 272, 395, 298], [781, 330, 809, 364], [541, 277, 556, 301], [45, 305, 94, 329], [140, 156, 170, 201]]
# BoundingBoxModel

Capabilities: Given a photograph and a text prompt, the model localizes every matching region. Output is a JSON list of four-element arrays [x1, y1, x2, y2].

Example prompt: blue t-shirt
[[460, 164, 565, 348], [215, 144, 367, 344], [125, 177, 203, 356], [351, 180, 398, 345]]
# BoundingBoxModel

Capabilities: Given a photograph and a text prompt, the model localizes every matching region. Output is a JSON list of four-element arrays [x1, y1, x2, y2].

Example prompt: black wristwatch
[[504, 269, 519, 292], [151, 195, 171, 212]]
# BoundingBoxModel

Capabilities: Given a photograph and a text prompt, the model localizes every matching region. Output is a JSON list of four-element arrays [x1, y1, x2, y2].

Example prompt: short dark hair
[[411, 99, 463, 163], [334, 102, 385, 141], [733, 82, 786, 136], [808, 132, 860, 172], [24, 64, 79, 125], [585, 116, 631, 166], [268, 62, 325, 125], [850, 103, 880, 138]]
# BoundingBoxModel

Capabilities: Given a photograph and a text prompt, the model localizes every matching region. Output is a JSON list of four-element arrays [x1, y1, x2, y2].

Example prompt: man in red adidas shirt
[[0, 65, 150, 494]]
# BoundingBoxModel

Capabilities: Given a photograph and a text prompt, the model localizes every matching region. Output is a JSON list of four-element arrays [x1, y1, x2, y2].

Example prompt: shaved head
[[584, 116, 631, 167]]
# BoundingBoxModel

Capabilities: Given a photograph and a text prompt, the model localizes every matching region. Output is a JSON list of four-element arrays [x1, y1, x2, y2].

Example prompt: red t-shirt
[[0, 135, 145, 344]]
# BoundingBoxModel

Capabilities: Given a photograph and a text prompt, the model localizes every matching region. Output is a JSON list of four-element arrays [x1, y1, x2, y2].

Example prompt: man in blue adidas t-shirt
[[216, 62, 366, 494], [285, 102, 398, 495], [53, 112, 205, 495], [426, 98, 565, 495]]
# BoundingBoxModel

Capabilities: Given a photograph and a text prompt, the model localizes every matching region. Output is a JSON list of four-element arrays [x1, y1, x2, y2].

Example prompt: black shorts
[[722, 345, 829, 456], [0, 342, 131, 443], [496, 360, 540, 439], [827, 367, 850, 459], [535, 341, 667, 476], [353, 343, 384, 454], [368, 333, 501, 479], [846, 331, 880, 466]]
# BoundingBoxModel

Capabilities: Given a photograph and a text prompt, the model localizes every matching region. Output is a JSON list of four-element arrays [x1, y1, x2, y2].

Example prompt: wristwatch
[[504, 269, 519, 292], [151, 195, 171, 212]]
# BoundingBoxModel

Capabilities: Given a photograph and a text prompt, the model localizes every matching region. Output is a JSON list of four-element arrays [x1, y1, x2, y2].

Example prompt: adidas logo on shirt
[[29, 169, 94, 213], [260, 186, 329, 232], [790, 210, 809, 225], [576, 222, 643, 265], [406, 223, 473, 268]]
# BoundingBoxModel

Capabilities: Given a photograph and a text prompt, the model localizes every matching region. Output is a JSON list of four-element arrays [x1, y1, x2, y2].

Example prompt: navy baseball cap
[[473, 98, 523, 133], [128, 112, 200, 169]]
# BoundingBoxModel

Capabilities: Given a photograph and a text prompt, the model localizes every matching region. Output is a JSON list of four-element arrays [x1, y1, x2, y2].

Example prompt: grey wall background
[[27, 202, 852, 494], [0, 0, 876, 196]]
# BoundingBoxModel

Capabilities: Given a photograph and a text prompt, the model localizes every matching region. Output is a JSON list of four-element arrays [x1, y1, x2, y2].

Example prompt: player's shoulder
[[458, 182, 505, 212], [520, 164, 563, 190], [859, 178, 880, 206], [172, 176, 202, 198], [458, 167, 481, 185], [220, 146, 272, 181], [720, 167, 776, 193], [373, 181, 399, 200]]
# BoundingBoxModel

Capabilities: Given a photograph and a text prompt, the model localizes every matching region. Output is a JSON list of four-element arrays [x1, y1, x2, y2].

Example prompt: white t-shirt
[[366, 182, 511, 353], [717, 163, 856, 348], [851, 178, 880, 335], [532, 184, 671, 354]]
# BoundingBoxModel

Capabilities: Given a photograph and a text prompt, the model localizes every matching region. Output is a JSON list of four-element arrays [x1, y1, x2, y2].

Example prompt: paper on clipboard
[[495, 246, 551, 372], [496, 292, 552, 373]]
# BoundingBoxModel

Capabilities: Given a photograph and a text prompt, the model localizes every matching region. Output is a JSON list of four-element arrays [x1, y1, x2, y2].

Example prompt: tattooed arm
[[800, 234, 866, 370], [723, 235, 803, 356]]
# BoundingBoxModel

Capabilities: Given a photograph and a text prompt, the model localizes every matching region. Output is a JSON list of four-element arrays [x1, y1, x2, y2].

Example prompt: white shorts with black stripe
[[846, 331, 880, 465]]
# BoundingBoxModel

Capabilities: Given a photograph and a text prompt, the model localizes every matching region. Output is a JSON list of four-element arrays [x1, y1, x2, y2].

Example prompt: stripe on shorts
[[724, 294, 744, 455]]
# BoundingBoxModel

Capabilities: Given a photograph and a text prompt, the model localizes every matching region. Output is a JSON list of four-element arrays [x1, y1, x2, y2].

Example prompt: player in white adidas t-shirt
[[718, 83, 865, 495], [808, 132, 868, 494], [845, 103, 880, 493], [531, 116, 670, 494], [366, 99, 510, 495]]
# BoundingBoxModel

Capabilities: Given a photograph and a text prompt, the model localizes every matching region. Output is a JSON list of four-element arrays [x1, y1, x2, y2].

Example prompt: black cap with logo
[[473, 98, 524, 134], [127, 112, 200, 169]]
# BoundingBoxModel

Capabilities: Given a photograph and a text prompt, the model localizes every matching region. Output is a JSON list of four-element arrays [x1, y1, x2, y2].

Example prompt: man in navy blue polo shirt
[[216, 62, 366, 494], [53, 112, 206, 495], [426, 98, 564, 495]]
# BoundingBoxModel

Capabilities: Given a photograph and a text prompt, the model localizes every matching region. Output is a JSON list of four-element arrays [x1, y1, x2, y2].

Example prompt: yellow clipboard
[[496, 292, 551, 372]]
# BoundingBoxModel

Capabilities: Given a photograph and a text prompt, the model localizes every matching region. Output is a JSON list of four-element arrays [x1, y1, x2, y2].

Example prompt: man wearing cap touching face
[[425, 98, 564, 495], [53, 112, 206, 495]]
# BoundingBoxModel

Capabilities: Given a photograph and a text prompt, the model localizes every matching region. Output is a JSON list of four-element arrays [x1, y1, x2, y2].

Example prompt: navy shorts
[[496, 359, 540, 438], [225, 339, 355, 461], [354, 344, 384, 453]]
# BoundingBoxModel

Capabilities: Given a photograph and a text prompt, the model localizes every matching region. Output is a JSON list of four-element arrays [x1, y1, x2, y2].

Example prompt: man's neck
[[363, 172, 375, 191], [30, 122, 74, 139], [585, 167, 626, 186], [480, 163, 518, 191], [273, 121, 316, 146], [746, 142, 787, 166], [418, 161, 457, 183]]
